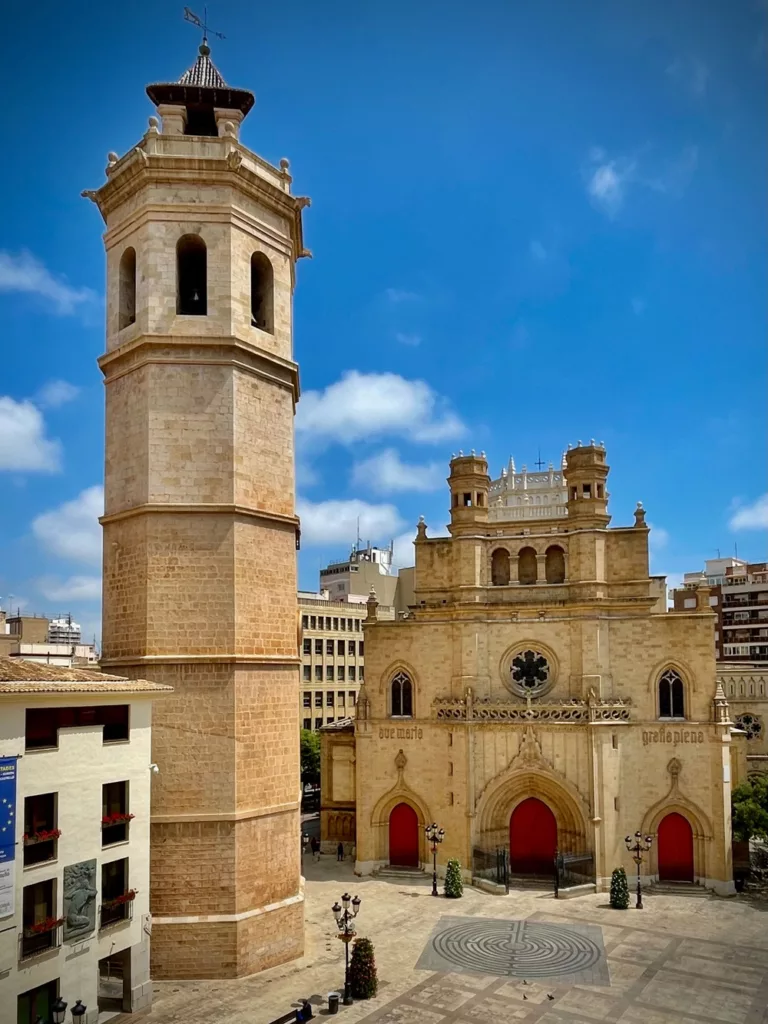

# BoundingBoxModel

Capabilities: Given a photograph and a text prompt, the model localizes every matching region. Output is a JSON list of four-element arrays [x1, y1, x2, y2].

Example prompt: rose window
[[735, 713, 763, 741], [510, 650, 550, 697]]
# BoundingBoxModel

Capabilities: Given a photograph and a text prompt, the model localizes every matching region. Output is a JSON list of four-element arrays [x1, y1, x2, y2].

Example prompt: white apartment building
[[0, 658, 171, 1024]]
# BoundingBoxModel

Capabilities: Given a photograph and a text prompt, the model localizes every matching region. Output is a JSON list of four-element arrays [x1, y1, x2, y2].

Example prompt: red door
[[658, 812, 694, 882], [389, 803, 419, 867], [509, 797, 557, 875]]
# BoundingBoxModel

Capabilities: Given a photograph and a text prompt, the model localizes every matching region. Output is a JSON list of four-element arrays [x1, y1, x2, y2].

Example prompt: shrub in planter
[[350, 936, 378, 999], [444, 858, 464, 898], [609, 867, 630, 909]]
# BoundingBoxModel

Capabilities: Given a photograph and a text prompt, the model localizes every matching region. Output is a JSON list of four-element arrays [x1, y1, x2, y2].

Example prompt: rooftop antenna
[[534, 448, 545, 471], [356, 516, 362, 551], [184, 6, 226, 46], [716, 548, 720, 558]]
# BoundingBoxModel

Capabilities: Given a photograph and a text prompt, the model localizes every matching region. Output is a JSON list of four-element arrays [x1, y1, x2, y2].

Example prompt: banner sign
[[0, 757, 18, 919]]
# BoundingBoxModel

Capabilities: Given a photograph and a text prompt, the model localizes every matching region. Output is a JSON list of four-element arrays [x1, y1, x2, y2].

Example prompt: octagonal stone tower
[[85, 42, 309, 978]]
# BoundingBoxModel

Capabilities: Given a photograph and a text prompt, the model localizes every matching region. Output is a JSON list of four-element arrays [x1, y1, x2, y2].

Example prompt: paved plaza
[[146, 854, 768, 1024]]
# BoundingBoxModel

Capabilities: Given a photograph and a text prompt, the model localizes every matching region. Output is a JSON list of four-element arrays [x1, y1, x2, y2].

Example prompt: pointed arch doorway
[[509, 797, 557, 875], [389, 803, 419, 867], [657, 812, 694, 882]]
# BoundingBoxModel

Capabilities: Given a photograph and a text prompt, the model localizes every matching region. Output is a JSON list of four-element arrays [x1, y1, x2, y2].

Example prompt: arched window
[[118, 247, 136, 330], [491, 548, 510, 586], [391, 671, 413, 717], [518, 547, 537, 585], [545, 545, 565, 584], [658, 669, 685, 718], [176, 234, 207, 315], [250, 251, 274, 332]]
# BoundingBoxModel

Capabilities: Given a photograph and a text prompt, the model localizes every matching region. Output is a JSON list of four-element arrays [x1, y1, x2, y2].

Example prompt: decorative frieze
[[432, 695, 631, 723]]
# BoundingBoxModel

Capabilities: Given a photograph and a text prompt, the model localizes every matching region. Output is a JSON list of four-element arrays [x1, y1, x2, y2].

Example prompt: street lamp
[[625, 830, 653, 909], [51, 999, 67, 1024], [424, 822, 445, 897], [332, 891, 361, 1005], [71, 1001, 87, 1024]]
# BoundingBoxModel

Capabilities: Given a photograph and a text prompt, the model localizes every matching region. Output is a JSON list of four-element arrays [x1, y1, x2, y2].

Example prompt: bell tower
[[86, 41, 309, 979]]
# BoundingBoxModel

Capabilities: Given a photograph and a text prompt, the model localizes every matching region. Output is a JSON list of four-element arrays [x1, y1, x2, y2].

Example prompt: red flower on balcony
[[101, 812, 135, 827], [102, 889, 137, 909], [22, 828, 62, 845], [26, 916, 64, 935]]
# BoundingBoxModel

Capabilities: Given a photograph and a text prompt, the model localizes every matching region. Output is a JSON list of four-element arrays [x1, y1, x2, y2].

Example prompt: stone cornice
[[100, 653, 301, 667], [100, 502, 299, 530], [98, 334, 300, 402]]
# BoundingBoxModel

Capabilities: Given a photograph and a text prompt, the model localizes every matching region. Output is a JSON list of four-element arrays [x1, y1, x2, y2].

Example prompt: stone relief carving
[[63, 858, 98, 940]]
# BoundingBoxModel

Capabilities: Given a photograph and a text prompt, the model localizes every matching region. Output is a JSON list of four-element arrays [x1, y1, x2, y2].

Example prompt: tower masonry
[[85, 41, 309, 978]]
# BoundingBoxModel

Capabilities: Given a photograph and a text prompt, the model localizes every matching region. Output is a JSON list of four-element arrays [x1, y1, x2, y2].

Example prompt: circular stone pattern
[[509, 649, 551, 697], [431, 919, 601, 978]]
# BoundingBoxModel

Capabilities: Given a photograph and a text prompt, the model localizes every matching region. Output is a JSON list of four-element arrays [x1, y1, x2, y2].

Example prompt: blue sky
[[1, 0, 766, 643]]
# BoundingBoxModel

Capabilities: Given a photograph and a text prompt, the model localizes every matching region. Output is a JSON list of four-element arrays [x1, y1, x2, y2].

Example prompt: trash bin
[[327, 992, 340, 1015]]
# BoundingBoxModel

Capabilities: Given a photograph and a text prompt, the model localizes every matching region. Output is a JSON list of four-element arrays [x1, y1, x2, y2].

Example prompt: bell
[[192, 289, 200, 303]]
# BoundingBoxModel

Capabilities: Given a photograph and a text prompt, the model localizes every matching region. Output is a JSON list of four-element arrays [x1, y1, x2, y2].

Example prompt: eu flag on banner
[[0, 757, 17, 864]]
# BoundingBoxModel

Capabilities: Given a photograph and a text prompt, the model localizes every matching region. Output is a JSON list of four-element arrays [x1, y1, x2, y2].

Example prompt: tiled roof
[[0, 657, 173, 695], [177, 44, 227, 89]]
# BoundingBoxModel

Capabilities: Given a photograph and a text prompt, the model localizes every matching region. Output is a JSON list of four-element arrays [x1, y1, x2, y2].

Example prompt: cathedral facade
[[321, 445, 743, 894]]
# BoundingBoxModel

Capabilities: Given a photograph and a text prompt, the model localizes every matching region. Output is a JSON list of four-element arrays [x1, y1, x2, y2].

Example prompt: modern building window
[[326, 640, 334, 656], [314, 666, 322, 681], [314, 692, 323, 707], [102, 781, 131, 846], [303, 666, 311, 681], [518, 546, 537, 585], [326, 692, 334, 707], [337, 639, 344, 656], [391, 671, 413, 717], [341, 619, 346, 631], [348, 666, 356, 681], [545, 545, 566, 584], [21, 878, 59, 960], [325, 617, 332, 630], [250, 251, 274, 332], [310, 616, 317, 628], [337, 691, 346, 705], [26, 705, 128, 750], [118, 246, 136, 330], [302, 615, 309, 628], [347, 619, 353, 630], [359, 641, 364, 656], [100, 857, 132, 929], [23, 793, 58, 867], [359, 666, 364, 680], [349, 692, 357, 705], [303, 638, 311, 655], [333, 617, 339, 629], [337, 666, 345, 681], [355, 619, 361, 631], [491, 548, 510, 586], [348, 640, 356, 656], [327, 717, 335, 724], [658, 669, 685, 719], [176, 234, 207, 315], [303, 691, 311, 707], [325, 666, 333, 681], [314, 717, 323, 730], [303, 718, 311, 730], [314, 639, 322, 655]]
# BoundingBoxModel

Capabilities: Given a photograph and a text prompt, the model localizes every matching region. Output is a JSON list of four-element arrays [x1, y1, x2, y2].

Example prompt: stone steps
[[647, 882, 711, 898], [376, 867, 428, 881]]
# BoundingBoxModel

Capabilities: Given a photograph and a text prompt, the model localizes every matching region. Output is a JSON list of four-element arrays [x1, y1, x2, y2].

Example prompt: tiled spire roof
[[178, 43, 227, 89]]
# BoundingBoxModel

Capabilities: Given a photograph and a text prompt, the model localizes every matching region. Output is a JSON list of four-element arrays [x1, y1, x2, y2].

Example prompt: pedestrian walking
[[337, 842, 344, 861], [312, 836, 320, 862]]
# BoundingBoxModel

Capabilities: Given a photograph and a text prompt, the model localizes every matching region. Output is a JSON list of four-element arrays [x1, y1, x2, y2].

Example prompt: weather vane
[[184, 6, 225, 45]]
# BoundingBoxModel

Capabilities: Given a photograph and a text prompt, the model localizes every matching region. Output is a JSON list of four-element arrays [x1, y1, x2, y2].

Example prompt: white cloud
[[37, 575, 102, 603], [32, 485, 104, 566], [729, 494, 768, 531], [587, 159, 635, 216], [296, 371, 465, 446], [666, 56, 709, 97], [648, 523, 670, 552], [36, 380, 80, 409], [352, 448, 444, 495], [297, 498, 404, 547], [385, 288, 420, 304], [529, 239, 548, 262], [394, 331, 422, 347], [585, 147, 698, 216], [392, 529, 417, 569], [0, 250, 97, 315], [0, 397, 62, 472]]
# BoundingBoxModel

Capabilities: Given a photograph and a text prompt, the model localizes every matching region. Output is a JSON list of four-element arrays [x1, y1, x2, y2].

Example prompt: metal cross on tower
[[534, 449, 546, 470], [184, 6, 225, 44]]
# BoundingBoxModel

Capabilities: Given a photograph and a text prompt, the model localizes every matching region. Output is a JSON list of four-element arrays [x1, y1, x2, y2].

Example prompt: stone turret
[[448, 450, 490, 534], [564, 441, 610, 528]]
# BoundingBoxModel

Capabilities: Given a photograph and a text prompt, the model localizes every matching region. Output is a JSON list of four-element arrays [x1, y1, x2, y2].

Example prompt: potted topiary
[[444, 858, 464, 899], [349, 937, 378, 999], [609, 866, 630, 909]]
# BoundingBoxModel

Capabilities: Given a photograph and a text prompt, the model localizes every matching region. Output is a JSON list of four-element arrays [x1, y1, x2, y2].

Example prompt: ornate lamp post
[[625, 830, 653, 909], [72, 1000, 87, 1024], [51, 999, 67, 1024], [332, 892, 361, 1005], [425, 822, 445, 897]]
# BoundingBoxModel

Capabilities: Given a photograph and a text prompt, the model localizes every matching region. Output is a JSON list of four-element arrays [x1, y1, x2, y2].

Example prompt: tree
[[300, 728, 321, 787], [732, 776, 768, 843], [609, 867, 630, 909], [444, 858, 464, 898], [350, 937, 378, 999]]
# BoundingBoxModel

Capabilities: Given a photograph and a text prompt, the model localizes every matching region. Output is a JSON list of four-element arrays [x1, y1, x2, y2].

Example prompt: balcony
[[20, 876, 60, 960], [99, 890, 136, 930], [432, 695, 631, 723], [22, 829, 61, 868], [19, 917, 63, 961]]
